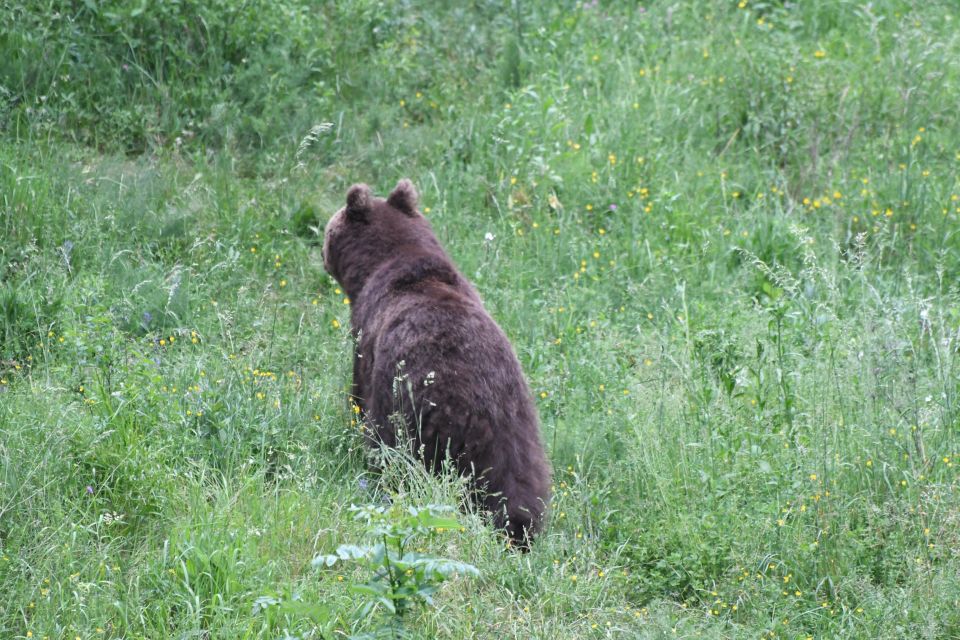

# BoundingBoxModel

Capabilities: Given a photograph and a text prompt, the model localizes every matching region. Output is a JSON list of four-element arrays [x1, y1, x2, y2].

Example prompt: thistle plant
[[312, 504, 478, 635]]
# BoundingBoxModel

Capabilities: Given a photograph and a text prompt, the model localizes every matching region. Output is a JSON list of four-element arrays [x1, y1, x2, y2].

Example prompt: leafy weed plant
[[313, 504, 478, 638]]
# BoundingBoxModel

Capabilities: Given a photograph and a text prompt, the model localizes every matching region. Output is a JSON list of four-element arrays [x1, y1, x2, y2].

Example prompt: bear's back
[[355, 252, 550, 541]]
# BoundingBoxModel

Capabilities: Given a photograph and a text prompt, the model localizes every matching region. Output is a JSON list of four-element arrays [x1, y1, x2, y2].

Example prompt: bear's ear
[[387, 179, 419, 216], [345, 183, 372, 221]]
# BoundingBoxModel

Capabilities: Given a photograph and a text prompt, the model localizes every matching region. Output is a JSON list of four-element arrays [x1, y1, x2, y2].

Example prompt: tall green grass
[[2, 1, 960, 638]]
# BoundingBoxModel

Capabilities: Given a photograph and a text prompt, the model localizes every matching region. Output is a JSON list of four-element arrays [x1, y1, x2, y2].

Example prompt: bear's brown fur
[[323, 179, 551, 543]]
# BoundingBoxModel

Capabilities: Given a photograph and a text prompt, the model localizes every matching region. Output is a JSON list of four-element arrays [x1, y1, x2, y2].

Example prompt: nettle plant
[[313, 504, 479, 626]]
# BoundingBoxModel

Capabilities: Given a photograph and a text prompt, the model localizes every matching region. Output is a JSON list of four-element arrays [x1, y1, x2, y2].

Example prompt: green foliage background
[[2, 1, 960, 638]]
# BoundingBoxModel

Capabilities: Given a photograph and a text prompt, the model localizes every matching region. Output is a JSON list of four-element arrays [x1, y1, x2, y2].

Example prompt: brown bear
[[322, 179, 551, 544]]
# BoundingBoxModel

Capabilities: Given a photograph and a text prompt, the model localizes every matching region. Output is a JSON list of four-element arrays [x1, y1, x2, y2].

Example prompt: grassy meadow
[[2, 1, 960, 637]]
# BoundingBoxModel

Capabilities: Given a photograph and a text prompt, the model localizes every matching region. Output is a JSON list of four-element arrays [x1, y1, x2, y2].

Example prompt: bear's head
[[323, 179, 440, 297]]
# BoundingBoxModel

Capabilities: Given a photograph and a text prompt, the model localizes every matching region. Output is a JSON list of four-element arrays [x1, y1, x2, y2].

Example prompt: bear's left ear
[[345, 183, 373, 221], [387, 179, 419, 216]]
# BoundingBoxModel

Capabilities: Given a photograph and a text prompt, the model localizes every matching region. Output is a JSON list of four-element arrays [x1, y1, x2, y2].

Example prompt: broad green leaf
[[311, 554, 340, 568]]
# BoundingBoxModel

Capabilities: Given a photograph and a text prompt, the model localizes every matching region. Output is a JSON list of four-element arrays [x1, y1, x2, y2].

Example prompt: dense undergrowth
[[2, 1, 960, 638]]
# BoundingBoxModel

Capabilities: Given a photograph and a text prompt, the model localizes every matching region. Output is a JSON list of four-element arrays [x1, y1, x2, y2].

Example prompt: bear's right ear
[[345, 183, 372, 221], [387, 179, 419, 216]]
